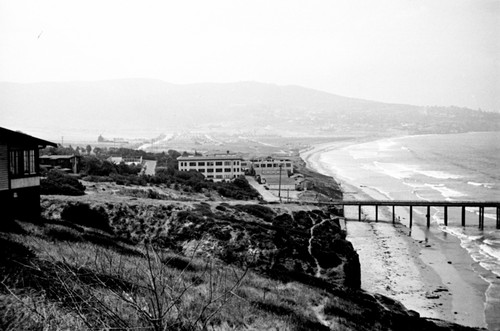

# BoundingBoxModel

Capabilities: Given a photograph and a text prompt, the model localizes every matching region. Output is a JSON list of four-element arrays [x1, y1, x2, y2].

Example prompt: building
[[40, 155, 81, 174], [107, 156, 143, 166], [250, 157, 293, 176], [0, 127, 57, 221], [177, 155, 244, 181]]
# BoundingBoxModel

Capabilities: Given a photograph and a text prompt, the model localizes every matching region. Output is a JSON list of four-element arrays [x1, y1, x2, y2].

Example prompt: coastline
[[300, 138, 489, 329]]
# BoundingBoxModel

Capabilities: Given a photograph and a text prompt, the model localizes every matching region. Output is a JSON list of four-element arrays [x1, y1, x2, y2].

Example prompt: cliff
[[0, 182, 484, 330]]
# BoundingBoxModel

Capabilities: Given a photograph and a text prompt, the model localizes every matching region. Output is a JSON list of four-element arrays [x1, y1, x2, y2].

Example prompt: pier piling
[[479, 206, 484, 230], [462, 206, 466, 227], [375, 205, 378, 222], [392, 206, 395, 224], [426, 206, 431, 228], [358, 205, 362, 221], [497, 207, 500, 229], [444, 206, 448, 226], [409, 206, 413, 229]]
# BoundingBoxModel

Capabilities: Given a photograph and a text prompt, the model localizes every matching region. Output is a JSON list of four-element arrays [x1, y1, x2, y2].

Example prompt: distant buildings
[[177, 154, 244, 182], [40, 155, 81, 174], [0, 127, 57, 221]]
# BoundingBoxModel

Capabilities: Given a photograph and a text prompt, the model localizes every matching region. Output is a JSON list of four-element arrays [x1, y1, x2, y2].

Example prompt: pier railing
[[309, 200, 500, 230]]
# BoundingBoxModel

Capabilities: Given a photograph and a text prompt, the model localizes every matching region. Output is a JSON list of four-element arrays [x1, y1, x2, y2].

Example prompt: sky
[[0, 0, 499, 111]]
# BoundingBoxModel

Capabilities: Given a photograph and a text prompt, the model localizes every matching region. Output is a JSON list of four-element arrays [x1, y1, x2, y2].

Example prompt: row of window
[[180, 160, 240, 167], [194, 168, 241, 173], [9, 150, 36, 176], [206, 174, 235, 179], [254, 163, 292, 168]]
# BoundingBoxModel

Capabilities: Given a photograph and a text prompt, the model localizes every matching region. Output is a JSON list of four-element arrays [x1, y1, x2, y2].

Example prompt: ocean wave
[[468, 181, 495, 189], [371, 162, 418, 180], [424, 183, 466, 199], [417, 170, 462, 180], [480, 244, 500, 260]]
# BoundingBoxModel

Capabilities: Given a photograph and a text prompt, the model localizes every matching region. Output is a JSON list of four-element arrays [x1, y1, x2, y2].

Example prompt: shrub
[[41, 170, 85, 196], [60, 203, 111, 232]]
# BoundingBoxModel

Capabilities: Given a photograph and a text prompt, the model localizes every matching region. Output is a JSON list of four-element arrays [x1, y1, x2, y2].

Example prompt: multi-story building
[[250, 157, 293, 176], [0, 127, 57, 221], [178, 155, 244, 181]]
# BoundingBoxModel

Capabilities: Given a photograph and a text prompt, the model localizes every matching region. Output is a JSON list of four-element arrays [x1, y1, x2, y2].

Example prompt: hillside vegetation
[[0, 177, 482, 330]]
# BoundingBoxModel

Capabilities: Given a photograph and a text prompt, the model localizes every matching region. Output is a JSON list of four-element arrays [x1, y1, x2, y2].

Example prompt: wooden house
[[40, 154, 81, 174], [0, 127, 57, 221]]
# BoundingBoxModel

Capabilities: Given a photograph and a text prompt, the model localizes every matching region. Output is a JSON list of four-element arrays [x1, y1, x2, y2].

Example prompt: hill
[[1, 80, 498, 140], [0, 176, 484, 330]]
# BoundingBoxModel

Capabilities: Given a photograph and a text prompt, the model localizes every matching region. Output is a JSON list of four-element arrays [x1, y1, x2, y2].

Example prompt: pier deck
[[313, 200, 500, 230]]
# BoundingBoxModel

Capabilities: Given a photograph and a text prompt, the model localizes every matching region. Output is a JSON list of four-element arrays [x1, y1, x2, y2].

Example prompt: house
[[0, 127, 57, 221], [40, 154, 81, 174], [177, 154, 244, 182], [107, 156, 143, 166]]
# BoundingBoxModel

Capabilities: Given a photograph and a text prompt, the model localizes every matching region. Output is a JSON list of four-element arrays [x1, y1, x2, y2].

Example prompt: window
[[10, 149, 36, 176], [215, 175, 222, 179], [267, 164, 272, 168], [198, 169, 204, 173], [189, 162, 196, 166], [224, 161, 231, 166], [207, 168, 214, 173], [215, 169, 222, 173], [234, 161, 239, 165], [224, 168, 231, 172], [198, 162, 205, 166], [207, 175, 214, 178], [9, 151, 19, 175], [286, 163, 291, 167], [254, 164, 260, 168], [215, 161, 223, 166], [207, 161, 214, 166]]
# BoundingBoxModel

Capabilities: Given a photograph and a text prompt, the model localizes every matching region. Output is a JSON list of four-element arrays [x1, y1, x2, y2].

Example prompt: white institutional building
[[177, 155, 244, 181]]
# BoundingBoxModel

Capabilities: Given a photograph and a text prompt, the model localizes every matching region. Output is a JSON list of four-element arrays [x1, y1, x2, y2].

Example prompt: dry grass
[[1, 220, 332, 331]]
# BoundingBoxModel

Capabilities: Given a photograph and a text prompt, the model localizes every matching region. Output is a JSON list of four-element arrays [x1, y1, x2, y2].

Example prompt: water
[[313, 131, 500, 329]]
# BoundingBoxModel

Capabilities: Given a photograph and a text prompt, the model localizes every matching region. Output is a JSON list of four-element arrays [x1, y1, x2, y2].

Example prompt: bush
[[61, 203, 111, 232], [41, 170, 86, 196]]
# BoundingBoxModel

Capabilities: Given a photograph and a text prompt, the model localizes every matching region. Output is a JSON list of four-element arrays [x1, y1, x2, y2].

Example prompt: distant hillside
[[1, 79, 498, 140]]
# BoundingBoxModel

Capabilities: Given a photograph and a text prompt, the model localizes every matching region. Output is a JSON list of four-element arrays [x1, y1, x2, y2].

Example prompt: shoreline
[[300, 138, 489, 329]]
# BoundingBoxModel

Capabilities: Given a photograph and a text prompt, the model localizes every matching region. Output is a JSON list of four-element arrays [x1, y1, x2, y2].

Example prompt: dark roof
[[0, 127, 57, 148], [40, 155, 79, 160], [178, 155, 243, 161]]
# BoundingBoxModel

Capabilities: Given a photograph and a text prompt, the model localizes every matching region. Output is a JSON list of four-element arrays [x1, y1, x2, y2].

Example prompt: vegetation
[[1, 206, 478, 331], [40, 170, 86, 196], [40, 146, 260, 200]]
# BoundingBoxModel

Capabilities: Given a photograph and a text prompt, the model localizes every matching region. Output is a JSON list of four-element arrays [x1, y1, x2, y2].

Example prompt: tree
[[86, 145, 92, 155]]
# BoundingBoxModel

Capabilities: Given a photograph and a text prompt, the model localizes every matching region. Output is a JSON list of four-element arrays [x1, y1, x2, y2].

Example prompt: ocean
[[313, 131, 500, 328]]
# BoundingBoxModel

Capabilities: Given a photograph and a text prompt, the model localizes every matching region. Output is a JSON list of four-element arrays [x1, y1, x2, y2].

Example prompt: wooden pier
[[318, 200, 500, 230]]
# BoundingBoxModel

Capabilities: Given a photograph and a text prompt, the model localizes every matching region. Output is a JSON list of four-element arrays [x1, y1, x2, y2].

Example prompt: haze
[[0, 0, 499, 112]]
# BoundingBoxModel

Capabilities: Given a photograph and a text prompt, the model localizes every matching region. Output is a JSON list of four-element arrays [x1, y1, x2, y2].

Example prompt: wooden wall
[[0, 144, 8, 191]]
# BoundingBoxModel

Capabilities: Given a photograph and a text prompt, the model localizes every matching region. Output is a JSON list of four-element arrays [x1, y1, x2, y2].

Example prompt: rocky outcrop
[[38, 195, 484, 330], [41, 196, 360, 288]]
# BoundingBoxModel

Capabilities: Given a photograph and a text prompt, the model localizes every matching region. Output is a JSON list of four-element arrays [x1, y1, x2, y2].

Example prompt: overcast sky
[[1, 0, 499, 111]]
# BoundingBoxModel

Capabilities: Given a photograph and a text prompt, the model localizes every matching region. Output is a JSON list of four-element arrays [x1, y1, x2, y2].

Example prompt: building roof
[[40, 155, 79, 160], [178, 155, 243, 161], [0, 127, 57, 148]]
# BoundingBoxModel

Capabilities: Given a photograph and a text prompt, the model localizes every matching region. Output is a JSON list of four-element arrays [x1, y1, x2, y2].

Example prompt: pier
[[317, 200, 500, 230]]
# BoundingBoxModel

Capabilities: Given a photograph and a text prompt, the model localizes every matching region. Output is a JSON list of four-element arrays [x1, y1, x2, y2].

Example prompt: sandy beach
[[301, 140, 489, 329]]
